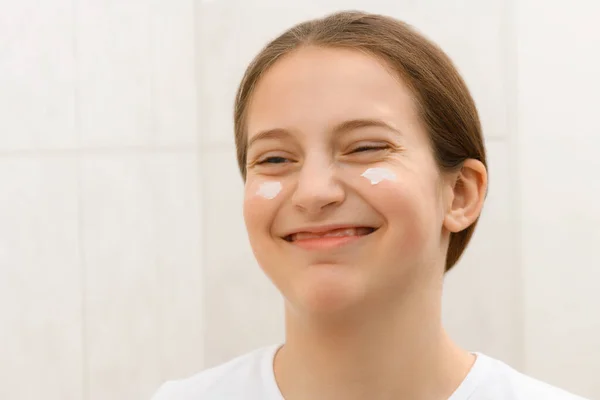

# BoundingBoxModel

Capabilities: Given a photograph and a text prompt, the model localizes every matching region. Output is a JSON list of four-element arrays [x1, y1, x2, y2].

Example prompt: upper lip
[[280, 224, 377, 238]]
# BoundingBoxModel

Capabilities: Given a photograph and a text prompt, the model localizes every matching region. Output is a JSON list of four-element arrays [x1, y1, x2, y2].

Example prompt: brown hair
[[233, 11, 487, 272]]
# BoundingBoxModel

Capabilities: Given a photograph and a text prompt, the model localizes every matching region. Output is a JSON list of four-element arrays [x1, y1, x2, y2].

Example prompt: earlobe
[[443, 159, 488, 233]]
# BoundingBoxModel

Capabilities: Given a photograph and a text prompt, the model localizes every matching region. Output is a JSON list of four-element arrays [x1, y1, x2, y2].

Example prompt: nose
[[291, 157, 345, 215]]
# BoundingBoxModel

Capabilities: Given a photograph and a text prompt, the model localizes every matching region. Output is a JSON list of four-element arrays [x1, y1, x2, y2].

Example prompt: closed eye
[[257, 156, 290, 165], [351, 145, 390, 153]]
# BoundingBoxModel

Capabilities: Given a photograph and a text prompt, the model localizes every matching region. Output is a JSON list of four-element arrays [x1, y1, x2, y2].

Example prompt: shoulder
[[151, 345, 279, 400], [474, 354, 589, 400]]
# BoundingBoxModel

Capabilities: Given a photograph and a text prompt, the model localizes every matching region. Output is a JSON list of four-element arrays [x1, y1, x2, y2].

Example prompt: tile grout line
[[503, 0, 525, 372], [71, 0, 88, 397], [197, 145, 207, 370], [76, 154, 88, 400], [195, 0, 208, 369], [147, 1, 165, 384]]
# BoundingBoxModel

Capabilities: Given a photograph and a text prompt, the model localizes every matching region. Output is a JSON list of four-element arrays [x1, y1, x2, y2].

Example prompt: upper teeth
[[292, 227, 372, 241]]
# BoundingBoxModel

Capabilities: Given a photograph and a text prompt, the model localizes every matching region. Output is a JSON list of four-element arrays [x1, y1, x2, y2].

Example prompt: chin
[[287, 267, 369, 317]]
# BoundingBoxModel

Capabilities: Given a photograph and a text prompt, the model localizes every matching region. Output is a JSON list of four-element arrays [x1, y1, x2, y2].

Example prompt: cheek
[[353, 168, 441, 235], [243, 179, 284, 236], [361, 179, 424, 220], [374, 182, 441, 267]]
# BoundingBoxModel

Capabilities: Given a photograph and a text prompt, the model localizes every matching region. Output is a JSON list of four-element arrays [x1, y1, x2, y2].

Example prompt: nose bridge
[[293, 152, 344, 213]]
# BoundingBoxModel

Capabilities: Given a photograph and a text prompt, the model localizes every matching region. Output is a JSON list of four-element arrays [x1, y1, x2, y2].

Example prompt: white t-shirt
[[152, 345, 588, 400]]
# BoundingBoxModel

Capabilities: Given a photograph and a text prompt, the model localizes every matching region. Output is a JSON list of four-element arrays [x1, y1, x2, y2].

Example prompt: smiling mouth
[[284, 227, 377, 242]]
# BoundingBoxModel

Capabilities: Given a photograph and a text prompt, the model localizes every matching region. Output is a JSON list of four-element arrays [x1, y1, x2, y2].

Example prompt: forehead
[[246, 46, 421, 141]]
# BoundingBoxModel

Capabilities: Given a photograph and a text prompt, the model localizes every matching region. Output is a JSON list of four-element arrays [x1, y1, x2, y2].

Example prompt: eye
[[257, 156, 290, 165], [351, 145, 390, 153]]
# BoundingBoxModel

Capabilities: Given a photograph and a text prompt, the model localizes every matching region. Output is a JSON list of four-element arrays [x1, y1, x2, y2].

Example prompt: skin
[[243, 46, 488, 400]]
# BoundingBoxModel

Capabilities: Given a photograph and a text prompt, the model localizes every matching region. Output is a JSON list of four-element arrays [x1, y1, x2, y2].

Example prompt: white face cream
[[361, 167, 397, 185], [256, 181, 282, 199]]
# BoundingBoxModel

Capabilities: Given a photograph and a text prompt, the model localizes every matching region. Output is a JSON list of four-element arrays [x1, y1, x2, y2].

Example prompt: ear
[[443, 159, 488, 233]]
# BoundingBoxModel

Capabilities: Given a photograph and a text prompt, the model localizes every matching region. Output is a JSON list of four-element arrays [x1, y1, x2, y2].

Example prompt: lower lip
[[288, 234, 370, 250]]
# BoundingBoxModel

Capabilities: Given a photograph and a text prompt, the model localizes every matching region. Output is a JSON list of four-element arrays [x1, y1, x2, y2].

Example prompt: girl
[[154, 11, 587, 400]]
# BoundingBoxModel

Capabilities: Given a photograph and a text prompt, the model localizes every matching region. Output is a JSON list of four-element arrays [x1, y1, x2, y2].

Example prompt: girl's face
[[243, 46, 455, 316]]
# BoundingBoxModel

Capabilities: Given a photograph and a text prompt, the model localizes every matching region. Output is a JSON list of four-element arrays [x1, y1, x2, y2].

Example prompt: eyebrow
[[247, 118, 402, 150]]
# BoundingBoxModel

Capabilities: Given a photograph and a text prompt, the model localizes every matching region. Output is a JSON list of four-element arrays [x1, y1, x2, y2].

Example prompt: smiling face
[[243, 46, 455, 316]]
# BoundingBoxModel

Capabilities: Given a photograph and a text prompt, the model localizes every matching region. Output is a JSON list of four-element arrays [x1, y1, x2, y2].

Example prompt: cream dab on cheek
[[256, 181, 282, 199], [361, 167, 397, 185]]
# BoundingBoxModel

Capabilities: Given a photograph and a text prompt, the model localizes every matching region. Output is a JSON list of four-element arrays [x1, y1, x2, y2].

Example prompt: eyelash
[[351, 145, 390, 153]]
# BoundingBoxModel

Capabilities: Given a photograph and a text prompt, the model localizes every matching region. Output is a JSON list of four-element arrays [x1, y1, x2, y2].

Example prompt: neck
[[274, 282, 474, 400]]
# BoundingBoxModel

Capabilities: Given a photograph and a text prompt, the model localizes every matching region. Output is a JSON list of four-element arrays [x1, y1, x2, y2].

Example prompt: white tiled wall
[[0, 0, 77, 150], [0, 2, 201, 400], [1, 1, 599, 399], [81, 154, 203, 399], [517, 1, 600, 396], [75, 0, 198, 148], [0, 157, 82, 399]]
